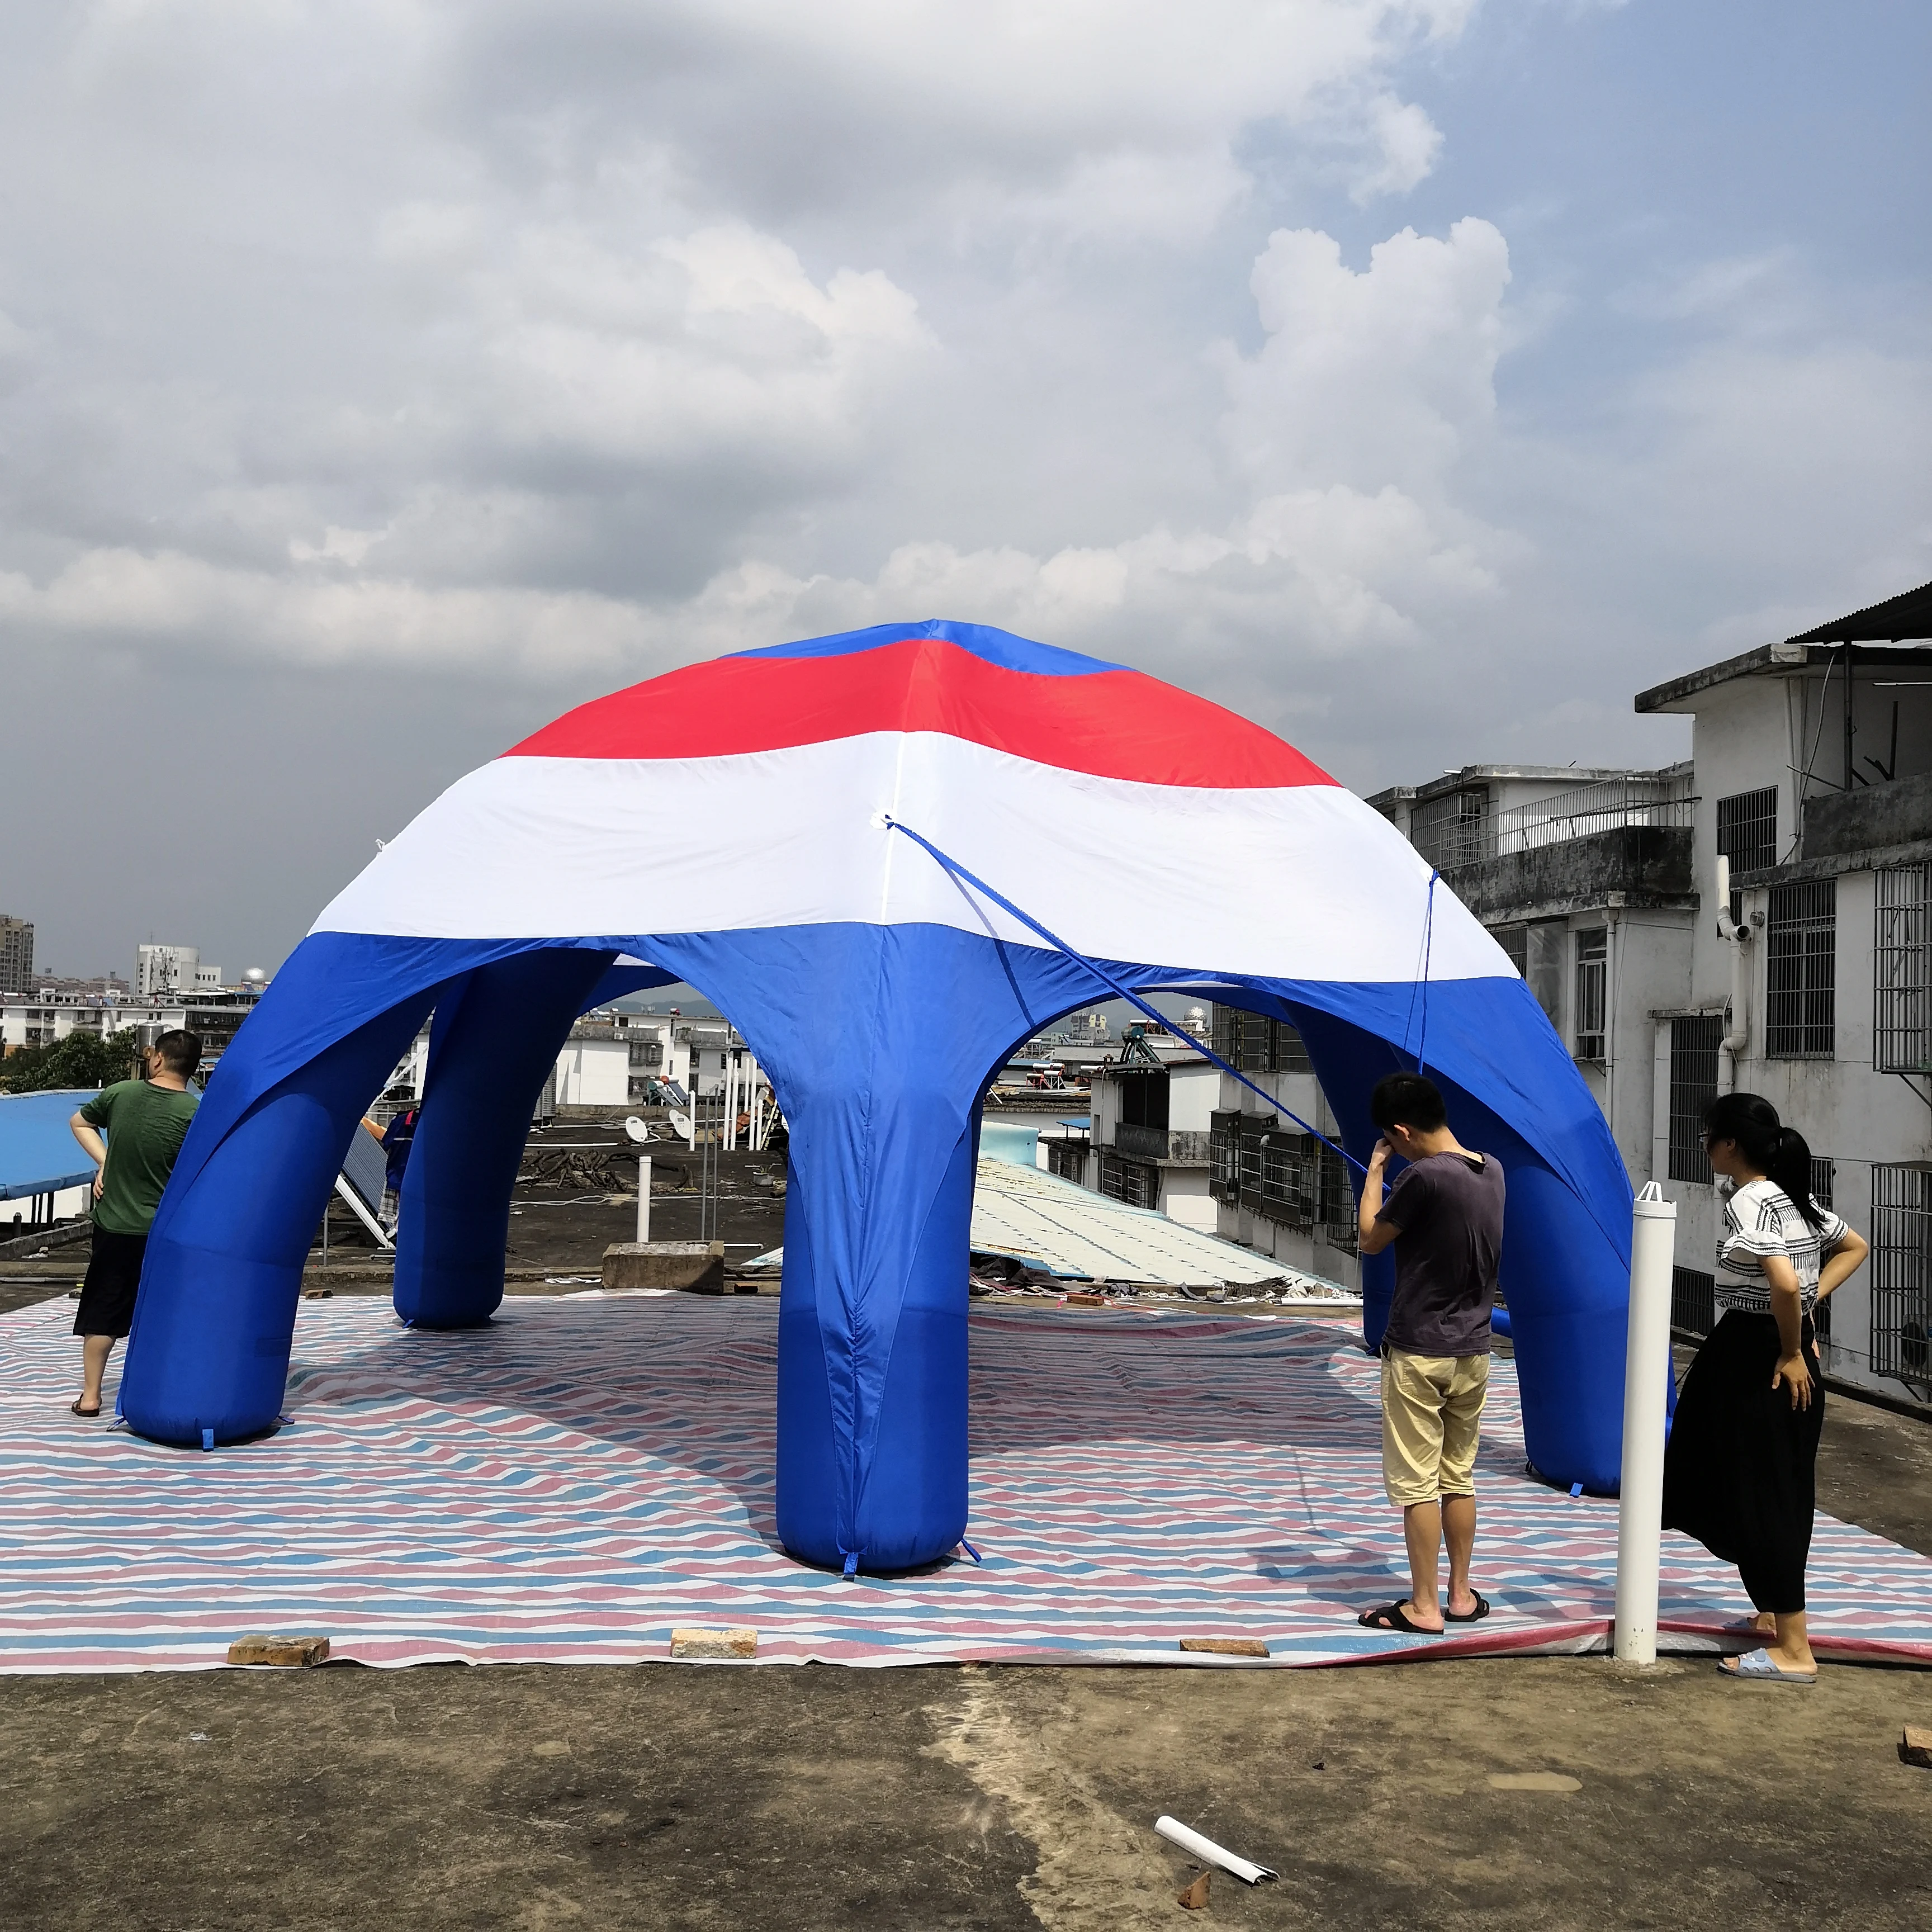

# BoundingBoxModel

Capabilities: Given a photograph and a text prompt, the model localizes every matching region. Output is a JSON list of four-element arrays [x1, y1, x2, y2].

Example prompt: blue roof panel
[[0, 1089, 100, 1201]]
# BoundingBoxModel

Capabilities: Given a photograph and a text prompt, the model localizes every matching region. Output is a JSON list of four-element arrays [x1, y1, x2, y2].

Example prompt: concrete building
[[552, 1014, 695, 1111], [1043, 1028, 1220, 1234], [1205, 1011, 1364, 1285], [135, 944, 202, 998], [1633, 580, 1932, 1402], [0, 916, 31, 996], [1356, 579, 1932, 1405], [0, 987, 262, 1064], [1368, 761, 1699, 1191]]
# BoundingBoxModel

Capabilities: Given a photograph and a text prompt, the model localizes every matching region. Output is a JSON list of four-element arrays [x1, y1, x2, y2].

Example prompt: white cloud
[[1221, 217, 1512, 499]]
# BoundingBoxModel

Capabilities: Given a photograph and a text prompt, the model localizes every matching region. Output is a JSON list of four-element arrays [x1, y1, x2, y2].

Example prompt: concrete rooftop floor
[[4, 1127, 1931, 1927]]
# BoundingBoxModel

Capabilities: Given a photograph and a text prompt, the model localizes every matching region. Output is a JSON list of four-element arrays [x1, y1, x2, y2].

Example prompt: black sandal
[[69, 1399, 101, 1418], [1446, 1592, 1491, 1623], [1357, 1600, 1438, 1633]]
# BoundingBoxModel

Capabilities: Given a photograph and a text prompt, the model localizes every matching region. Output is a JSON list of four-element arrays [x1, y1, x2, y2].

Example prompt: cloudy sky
[[2, 1, 1927, 978]]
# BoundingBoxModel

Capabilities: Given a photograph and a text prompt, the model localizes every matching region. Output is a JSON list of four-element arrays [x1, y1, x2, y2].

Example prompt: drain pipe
[[1714, 854, 1750, 1093]]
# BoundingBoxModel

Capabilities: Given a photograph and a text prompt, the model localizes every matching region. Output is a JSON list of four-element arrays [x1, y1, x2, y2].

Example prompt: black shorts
[[73, 1228, 149, 1339]]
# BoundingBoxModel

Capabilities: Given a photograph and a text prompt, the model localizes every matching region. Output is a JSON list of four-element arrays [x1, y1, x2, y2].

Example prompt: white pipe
[[725, 1043, 738, 1151], [1714, 854, 1749, 1092], [636, 1155, 651, 1245], [1615, 1181, 1678, 1665], [1154, 1816, 1277, 1885]]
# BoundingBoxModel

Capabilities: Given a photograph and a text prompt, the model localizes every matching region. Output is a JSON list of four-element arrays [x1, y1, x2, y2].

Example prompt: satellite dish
[[623, 1116, 650, 1144], [669, 1110, 693, 1141]]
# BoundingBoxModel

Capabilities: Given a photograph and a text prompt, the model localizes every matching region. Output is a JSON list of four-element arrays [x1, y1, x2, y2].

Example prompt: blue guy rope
[[1412, 869, 1439, 1074], [882, 816, 1369, 1178]]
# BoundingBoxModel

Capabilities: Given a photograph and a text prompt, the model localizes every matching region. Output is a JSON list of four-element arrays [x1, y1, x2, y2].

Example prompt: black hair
[[1702, 1090, 1826, 1231], [1371, 1071, 1447, 1134], [153, 1029, 202, 1077]]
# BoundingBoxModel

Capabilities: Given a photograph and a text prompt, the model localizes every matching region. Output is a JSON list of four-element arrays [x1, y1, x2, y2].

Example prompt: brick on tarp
[[228, 1635, 330, 1668], [670, 1627, 757, 1660], [1902, 1725, 1932, 1769], [1179, 1636, 1271, 1658]]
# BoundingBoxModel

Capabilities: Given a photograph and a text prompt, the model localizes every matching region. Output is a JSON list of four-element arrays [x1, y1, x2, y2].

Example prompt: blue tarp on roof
[[0, 1090, 99, 1201]]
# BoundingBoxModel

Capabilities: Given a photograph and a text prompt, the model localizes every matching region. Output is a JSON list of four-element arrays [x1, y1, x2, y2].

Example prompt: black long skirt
[[1661, 1309, 1823, 1614]]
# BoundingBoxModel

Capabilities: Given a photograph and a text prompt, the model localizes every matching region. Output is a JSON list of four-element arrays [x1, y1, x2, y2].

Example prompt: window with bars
[[1716, 785, 1778, 882], [1765, 879, 1835, 1058], [1668, 1016, 1722, 1183], [1810, 1157, 1834, 1210], [1574, 929, 1607, 1060], [1046, 1138, 1087, 1183], [1319, 1142, 1358, 1253], [1874, 862, 1932, 1073], [1097, 1152, 1161, 1210], [1208, 1007, 1314, 1074], [1671, 1266, 1716, 1338], [1409, 787, 1489, 870], [1869, 1164, 1932, 1389]]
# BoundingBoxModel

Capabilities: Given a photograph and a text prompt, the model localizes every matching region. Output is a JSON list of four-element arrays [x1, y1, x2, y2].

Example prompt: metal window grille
[[1098, 1152, 1161, 1210], [1046, 1138, 1087, 1183], [1810, 1157, 1834, 1210], [1254, 1133, 1317, 1229], [1765, 879, 1835, 1058], [1716, 785, 1778, 878], [1869, 1164, 1932, 1389], [1874, 863, 1932, 1073], [1318, 1143, 1358, 1253], [1410, 788, 1490, 870], [1209, 1111, 1240, 1202], [1208, 1008, 1314, 1074], [1668, 1016, 1723, 1183], [1574, 929, 1607, 1060], [1671, 1266, 1716, 1338], [1494, 924, 1528, 977]]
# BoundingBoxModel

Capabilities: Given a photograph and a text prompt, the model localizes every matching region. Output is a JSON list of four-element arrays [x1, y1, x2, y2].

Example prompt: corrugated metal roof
[[1787, 579, 1932, 644], [747, 1156, 1357, 1298]]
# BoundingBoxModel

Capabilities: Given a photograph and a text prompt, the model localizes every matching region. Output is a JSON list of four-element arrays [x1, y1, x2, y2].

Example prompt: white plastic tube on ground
[[1154, 1815, 1277, 1884]]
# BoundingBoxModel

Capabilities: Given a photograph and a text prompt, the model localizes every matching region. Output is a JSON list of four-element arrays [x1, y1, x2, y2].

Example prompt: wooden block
[[1065, 1291, 1109, 1307], [1902, 1724, 1932, 1769], [1177, 1871, 1212, 1909], [670, 1626, 757, 1660], [228, 1634, 330, 1668], [1180, 1636, 1271, 1658]]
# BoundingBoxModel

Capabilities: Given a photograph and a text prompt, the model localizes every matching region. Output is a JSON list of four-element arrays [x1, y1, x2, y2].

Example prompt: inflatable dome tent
[[120, 621, 1636, 1573]]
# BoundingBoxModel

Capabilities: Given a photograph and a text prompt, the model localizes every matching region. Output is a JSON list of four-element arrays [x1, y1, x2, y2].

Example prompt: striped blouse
[[1715, 1178, 1850, 1317]]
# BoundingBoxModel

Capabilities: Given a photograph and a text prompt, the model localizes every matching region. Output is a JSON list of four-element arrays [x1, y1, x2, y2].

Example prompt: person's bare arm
[[70, 1111, 107, 1201], [1357, 1139, 1399, 1256], [360, 1116, 387, 1143], [1816, 1227, 1869, 1301], [1760, 1252, 1812, 1409]]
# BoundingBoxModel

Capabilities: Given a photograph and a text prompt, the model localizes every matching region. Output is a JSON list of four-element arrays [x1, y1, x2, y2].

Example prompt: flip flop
[[69, 1400, 101, 1418], [1718, 1647, 1815, 1684], [1357, 1600, 1441, 1634], [1446, 1592, 1491, 1623]]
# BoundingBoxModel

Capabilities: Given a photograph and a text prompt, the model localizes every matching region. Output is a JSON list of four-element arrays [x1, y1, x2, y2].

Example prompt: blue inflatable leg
[[120, 993, 435, 1447], [393, 946, 615, 1328], [775, 1121, 974, 1571]]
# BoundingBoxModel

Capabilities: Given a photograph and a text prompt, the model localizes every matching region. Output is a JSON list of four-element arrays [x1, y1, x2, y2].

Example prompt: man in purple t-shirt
[[1353, 1071, 1505, 1636]]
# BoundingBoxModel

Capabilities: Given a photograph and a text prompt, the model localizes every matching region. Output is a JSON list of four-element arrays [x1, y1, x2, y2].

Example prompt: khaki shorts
[[1381, 1347, 1490, 1508]]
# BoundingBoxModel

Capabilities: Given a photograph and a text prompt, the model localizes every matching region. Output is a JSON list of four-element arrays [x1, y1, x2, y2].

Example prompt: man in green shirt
[[66, 1029, 202, 1417]]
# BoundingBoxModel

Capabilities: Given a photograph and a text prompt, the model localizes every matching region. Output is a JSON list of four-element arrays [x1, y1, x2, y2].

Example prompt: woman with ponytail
[[1663, 1091, 1868, 1682]]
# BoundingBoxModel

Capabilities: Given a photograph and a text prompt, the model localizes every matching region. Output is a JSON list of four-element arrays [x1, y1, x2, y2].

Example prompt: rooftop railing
[[1436, 773, 1696, 869]]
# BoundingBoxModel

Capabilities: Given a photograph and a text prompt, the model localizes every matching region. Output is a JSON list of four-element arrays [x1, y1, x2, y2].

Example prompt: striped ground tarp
[[2, 1292, 1927, 1673]]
